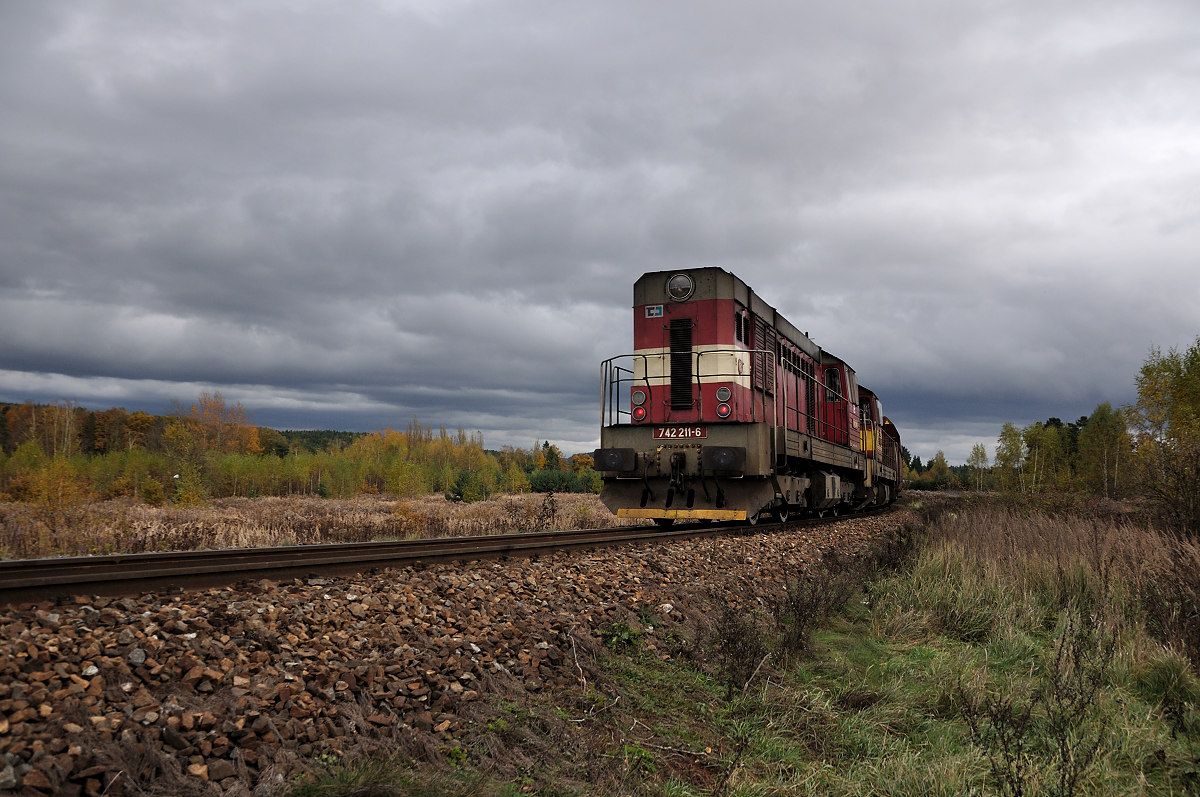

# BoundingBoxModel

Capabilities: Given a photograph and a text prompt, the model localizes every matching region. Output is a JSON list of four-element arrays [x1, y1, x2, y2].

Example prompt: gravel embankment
[[0, 511, 910, 795]]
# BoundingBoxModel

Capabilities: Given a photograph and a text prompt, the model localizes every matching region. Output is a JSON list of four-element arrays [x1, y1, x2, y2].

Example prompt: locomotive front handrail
[[599, 348, 857, 455], [599, 348, 778, 433]]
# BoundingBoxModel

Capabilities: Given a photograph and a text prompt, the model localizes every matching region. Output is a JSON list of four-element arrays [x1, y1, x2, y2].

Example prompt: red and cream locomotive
[[594, 267, 902, 524]]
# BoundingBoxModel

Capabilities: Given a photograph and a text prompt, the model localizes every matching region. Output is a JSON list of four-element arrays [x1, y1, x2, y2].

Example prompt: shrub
[[139, 478, 166, 506], [602, 621, 642, 651], [771, 559, 861, 654], [700, 601, 770, 700]]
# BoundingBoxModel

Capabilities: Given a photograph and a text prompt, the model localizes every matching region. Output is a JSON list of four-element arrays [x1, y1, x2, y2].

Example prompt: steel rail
[[0, 509, 889, 607], [0, 523, 705, 605]]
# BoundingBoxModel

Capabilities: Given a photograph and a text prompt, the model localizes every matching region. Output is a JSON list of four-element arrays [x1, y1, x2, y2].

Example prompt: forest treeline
[[0, 393, 601, 506], [905, 337, 1200, 534]]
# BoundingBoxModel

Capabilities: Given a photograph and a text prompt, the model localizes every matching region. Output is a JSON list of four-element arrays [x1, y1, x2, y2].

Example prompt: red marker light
[[716, 403, 731, 418], [632, 406, 647, 422]]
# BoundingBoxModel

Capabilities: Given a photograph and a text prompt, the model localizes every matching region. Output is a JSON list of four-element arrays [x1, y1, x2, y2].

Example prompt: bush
[[700, 601, 770, 700], [445, 468, 491, 503], [771, 559, 862, 654], [139, 478, 166, 506]]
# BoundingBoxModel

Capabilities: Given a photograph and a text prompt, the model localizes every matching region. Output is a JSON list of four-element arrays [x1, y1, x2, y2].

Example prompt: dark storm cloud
[[2, 1, 1199, 460]]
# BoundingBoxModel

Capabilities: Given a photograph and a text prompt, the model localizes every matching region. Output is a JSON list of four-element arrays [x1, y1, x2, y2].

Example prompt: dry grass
[[875, 498, 1200, 669], [0, 492, 631, 559]]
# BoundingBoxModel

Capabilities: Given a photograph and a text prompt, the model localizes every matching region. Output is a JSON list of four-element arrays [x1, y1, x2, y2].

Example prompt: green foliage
[[446, 467, 493, 503], [139, 478, 166, 506], [602, 621, 643, 651], [172, 466, 208, 506], [528, 468, 600, 493], [974, 339, 1200, 529], [499, 460, 529, 493], [619, 743, 657, 774], [994, 422, 1026, 491], [1076, 403, 1133, 498], [279, 428, 364, 453], [386, 461, 429, 498]]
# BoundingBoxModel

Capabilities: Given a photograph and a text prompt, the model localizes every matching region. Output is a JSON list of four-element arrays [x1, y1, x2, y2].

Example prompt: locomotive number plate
[[653, 426, 707, 439]]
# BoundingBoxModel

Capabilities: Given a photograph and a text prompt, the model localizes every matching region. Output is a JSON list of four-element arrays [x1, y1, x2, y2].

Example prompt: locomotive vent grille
[[669, 318, 694, 410]]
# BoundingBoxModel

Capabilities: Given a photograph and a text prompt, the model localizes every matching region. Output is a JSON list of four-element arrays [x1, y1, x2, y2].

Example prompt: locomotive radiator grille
[[669, 318, 694, 410]]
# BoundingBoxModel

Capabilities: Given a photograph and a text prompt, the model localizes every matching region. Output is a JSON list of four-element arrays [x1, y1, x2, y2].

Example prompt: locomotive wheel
[[653, 518, 675, 528]]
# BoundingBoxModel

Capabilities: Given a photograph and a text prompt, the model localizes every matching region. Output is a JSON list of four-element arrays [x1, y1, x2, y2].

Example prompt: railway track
[[0, 509, 887, 606]]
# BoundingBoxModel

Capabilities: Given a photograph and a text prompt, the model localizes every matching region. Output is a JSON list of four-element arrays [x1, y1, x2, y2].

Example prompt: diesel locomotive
[[594, 267, 902, 524]]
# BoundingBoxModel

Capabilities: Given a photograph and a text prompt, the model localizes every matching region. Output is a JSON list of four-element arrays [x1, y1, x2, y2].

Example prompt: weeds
[[770, 554, 862, 655], [958, 678, 1041, 797], [535, 491, 559, 530], [698, 601, 771, 700], [957, 608, 1116, 797], [602, 621, 643, 651]]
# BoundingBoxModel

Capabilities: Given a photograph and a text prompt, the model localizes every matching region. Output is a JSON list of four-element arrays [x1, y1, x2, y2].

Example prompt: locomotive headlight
[[715, 386, 731, 402], [594, 448, 636, 472], [666, 273, 695, 302], [632, 406, 647, 422], [701, 445, 746, 472], [631, 389, 647, 406], [716, 402, 732, 418]]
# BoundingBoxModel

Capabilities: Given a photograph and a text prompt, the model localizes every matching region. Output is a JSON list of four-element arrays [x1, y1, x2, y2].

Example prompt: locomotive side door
[[822, 366, 849, 446]]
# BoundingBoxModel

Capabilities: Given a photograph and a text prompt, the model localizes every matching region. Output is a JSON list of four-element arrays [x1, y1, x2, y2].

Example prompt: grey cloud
[[2, 0, 1199, 464]]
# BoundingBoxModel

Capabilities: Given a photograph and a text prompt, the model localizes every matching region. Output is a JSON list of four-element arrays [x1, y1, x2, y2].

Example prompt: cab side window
[[825, 368, 841, 402]]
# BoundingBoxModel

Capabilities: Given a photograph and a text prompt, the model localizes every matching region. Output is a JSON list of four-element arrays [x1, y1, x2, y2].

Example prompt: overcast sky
[[2, 1, 1198, 463]]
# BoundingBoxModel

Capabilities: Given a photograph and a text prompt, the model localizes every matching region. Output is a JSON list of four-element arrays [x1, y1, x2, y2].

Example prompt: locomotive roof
[[635, 266, 826, 362]]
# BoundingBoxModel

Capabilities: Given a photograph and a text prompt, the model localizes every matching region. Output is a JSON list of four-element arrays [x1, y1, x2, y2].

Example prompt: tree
[[1076, 403, 1131, 498], [163, 418, 204, 465], [966, 443, 989, 491], [994, 423, 1025, 492], [124, 411, 157, 451], [541, 441, 563, 470], [258, 427, 290, 457], [79, 412, 98, 454], [187, 391, 262, 454], [927, 451, 956, 488], [500, 460, 530, 493], [1134, 338, 1200, 534], [1021, 422, 1068, 492]]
